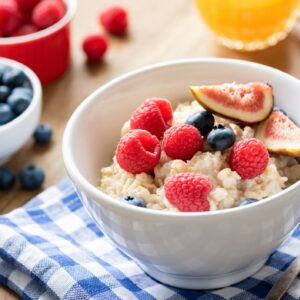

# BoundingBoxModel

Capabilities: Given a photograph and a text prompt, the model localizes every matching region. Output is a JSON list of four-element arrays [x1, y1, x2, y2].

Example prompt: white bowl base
[[138, 257, 268, 290]]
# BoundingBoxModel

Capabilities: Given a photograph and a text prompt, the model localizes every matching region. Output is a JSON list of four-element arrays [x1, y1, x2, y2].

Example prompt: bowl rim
[[0, 0, 77, 45], [0, 57, 42, 133], [63, 57, 300, 218]]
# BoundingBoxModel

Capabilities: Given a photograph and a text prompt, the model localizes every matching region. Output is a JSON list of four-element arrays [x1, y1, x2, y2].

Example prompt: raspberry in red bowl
[[0, 0, 77, 84]]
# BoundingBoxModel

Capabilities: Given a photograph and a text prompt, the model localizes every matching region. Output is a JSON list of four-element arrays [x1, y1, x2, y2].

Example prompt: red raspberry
[[11, 23, 38, 36], [0, 0, 22, 35], [130, 98, 173, 139], [32, 0, 65, 29], [164, 173, 212, 212], [116, 129, 161, 174], [99, 6, 128, 35], [15, 0, 41, 13], [82, 34, 109, 62], [163, 124, 203, 160], [229, 138, 269, 180]]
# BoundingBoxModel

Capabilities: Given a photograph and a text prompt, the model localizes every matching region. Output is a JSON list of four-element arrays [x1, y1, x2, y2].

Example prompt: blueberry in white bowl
[[207, 125, 235, 151], [0, 86, 11, 102], [185, 110, 215, 136], [238, 198, 258, 207], [121, 196, 146, 207], [0, 103, 15, 125], [0, 58, 41, 165]]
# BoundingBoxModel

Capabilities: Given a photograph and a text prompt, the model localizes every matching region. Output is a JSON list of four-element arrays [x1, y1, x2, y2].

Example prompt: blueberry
[[273, 105, 287, 115], [207, 125, 235, 151], [0, 66, 9, 83], [0, 86, 11, 102], [0, 103, 15, 125], [33, 124, 53, 144], [12, 87, 33, 99], [185, 110, 215, 136], [238, 198, 258, 207], [7, 93, 31, 115], [2, 69, 27, 87], [19, 165, 45, 190], [0, 168, 16, 190], [122, 196, 146, 207]]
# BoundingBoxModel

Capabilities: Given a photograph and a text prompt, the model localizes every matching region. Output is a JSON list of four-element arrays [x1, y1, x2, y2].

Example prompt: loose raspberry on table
[[116, 129, 161, 174], [163, 123, 203, 160], [130, 98, 173, 139], [32, 0, 65, 29], [229, 138, 269, 180], [99, 6, 128, 35], [164, 172, 213, 212], [82, 34, 109, 62]]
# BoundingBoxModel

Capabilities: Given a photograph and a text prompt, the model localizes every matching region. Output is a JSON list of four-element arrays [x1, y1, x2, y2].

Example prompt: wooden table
[[1, 0, 300, 298]]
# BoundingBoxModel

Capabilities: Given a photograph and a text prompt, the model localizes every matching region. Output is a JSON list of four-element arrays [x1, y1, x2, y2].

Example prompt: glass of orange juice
[[195, 0, 300, 51]]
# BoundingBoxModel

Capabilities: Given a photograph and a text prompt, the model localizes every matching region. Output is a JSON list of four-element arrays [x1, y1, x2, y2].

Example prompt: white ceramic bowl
[[63, 58, 300, 289], [0, 58, 42, 165]]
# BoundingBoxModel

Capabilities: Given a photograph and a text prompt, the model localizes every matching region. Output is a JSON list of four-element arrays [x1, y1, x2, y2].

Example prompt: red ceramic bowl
[[0, 0, 77, 84]]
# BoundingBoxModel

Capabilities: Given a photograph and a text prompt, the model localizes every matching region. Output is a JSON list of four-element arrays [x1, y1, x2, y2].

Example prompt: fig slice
[[255, 110, 300, 157], [190, 82, 274, 123]]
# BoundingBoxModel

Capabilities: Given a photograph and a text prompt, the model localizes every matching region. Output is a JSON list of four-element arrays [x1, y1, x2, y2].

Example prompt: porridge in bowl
[[99, 82, 300, 212]]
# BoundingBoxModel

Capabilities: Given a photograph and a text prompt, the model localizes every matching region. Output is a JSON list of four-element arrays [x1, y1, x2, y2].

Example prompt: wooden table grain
[[1, 0, 300, 298]]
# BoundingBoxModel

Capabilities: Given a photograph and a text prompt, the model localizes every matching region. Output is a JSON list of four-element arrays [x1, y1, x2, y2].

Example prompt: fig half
[[190, 82, 274, 123], [255, 110, 300, 157]]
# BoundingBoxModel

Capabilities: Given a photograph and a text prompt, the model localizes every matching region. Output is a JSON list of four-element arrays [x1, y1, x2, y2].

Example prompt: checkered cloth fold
[[0, 179, 300, 300]]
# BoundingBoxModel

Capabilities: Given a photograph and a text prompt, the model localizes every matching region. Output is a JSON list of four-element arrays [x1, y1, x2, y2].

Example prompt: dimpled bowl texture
[[0, 57, 42, 166], [63, 58, 300, 289]]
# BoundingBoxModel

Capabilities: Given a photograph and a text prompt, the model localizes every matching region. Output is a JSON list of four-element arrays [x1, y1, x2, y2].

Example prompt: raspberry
[[229, 138, 269, 180], [11, 23, 38, 36], [116, 129, 161, 174], [99, 6, 128, 35], [163, 124, 203, 160], [82, 34, 109, 62], [32, 0, 65, 29], [164, 173, 212, 212], [130, 98, 173, 139], [0, 0, 22, 35], [15, 0, 41, 13]]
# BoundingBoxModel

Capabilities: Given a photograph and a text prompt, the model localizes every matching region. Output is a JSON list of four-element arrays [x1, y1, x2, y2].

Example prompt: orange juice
[[195, 0, 299, 51]]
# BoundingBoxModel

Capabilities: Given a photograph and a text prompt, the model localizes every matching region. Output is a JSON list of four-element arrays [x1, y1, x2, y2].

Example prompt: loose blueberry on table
[[0, 167, 16, 190], [33, 123, 53, 144], [19, 165, 45, 190]]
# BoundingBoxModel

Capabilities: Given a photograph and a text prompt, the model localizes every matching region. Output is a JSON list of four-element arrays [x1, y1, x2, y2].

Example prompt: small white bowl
[[63, 58, 300, 289], [0, 58, 42, 165]]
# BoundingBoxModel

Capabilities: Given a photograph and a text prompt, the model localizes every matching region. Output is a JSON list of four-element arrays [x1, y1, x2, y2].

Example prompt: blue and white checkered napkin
[[1, 179, 300, 300]]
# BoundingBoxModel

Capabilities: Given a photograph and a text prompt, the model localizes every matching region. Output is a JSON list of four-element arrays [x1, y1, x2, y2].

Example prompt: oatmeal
[[99, 83, 300, 212]]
